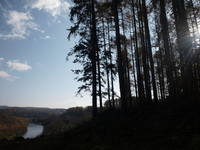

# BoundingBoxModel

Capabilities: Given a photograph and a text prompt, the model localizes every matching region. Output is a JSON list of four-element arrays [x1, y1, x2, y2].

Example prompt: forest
[[68, 0, 200, 117]]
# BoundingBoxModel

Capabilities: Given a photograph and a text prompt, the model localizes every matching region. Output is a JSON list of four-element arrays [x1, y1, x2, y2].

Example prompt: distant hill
[[0, 106, 92, 138], [0, 106, 66, 124], [0, 106, 8, 110], [0, 112, 28, 140], [0, 106, 67, 139]]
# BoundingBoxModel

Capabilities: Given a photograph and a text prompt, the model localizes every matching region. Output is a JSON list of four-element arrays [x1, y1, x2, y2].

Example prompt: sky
[[0, 0, 91, 109]]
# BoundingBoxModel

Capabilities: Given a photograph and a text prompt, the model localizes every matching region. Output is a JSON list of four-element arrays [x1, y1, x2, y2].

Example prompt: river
[[23, 123, 44, 139]]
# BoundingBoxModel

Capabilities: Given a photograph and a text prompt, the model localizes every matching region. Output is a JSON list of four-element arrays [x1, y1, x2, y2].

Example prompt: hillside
[[1, 103, 200, 150], [0, 106, 92, 139], [0, 106, 67, 139], [0, 112, 28, 140], [43, 107, 92, 135], [0, 106, 66, 124]]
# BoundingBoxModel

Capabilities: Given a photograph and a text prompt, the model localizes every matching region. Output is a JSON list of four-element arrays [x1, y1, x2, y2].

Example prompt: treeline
[[43, 107, 92, 135], [67, 0, 200, 116]]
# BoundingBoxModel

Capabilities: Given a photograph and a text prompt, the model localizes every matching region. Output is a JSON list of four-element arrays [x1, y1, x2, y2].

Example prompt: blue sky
[[0, 0, 91, 108]]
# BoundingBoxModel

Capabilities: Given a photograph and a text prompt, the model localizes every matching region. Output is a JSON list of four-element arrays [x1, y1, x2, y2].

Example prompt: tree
[[112, 0, 130, 109], [68, 0, 200, 111], [172, 0, 194, 99]]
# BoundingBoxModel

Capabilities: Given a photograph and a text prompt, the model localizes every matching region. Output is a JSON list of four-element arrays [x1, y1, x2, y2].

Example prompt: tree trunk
[[107, 18, 115, 107], [112, 0, 128, 109], [159, 0, 175, 98], [131, 0, 145, 101], [129, 22, 138, 99], [172, 0, 193, 99], [91, 0, 98, 117], [120, 7, 132, 106], [142, 0, 158, 102], [97, 47, 102, 108], [138, 0, 152, 103], [102, 17, 111, 108]]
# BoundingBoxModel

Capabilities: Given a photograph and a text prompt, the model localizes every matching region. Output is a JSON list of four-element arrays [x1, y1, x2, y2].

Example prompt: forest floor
[[1, 102, 200, 150]]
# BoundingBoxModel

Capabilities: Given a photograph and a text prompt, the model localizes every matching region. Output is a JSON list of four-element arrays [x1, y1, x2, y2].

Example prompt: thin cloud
[[41, 35, 51, 39], [0, 58, 4, 62], [30, 0, 70, 17], [45, 35, 51, 39], [0, 10, 42, 40], [0, 70, 12, 78], [7, 60, 32, 71], [0, 70, 18, 81]]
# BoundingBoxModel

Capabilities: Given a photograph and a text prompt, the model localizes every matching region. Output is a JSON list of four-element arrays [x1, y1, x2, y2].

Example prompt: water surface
[[23, 123, 44, 139]]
